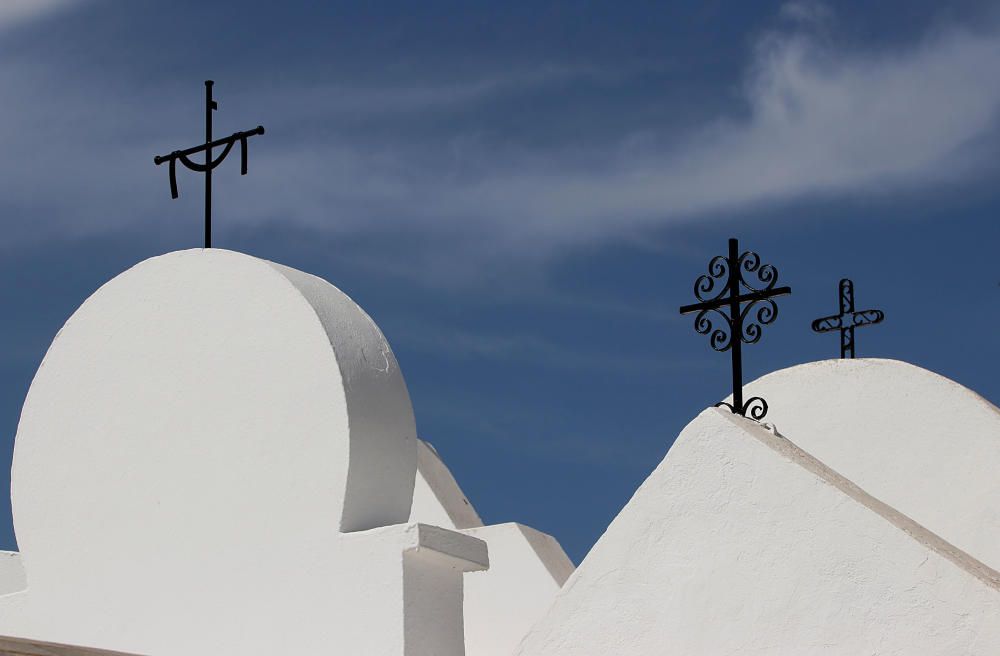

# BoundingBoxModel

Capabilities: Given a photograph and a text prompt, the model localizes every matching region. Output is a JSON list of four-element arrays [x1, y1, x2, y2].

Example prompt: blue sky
[[1, 0, 998, 562]]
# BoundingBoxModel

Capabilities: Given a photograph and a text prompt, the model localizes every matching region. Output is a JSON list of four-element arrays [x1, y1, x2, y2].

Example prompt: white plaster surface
[[0, 249, 485, 656], [406, 440, 574, 656], [462, 524, 573, 656], [409, 439, 483, 530], [515, 408, 1000, 655], [741, 358, 1000, 571], [0, 553, 24, 595]]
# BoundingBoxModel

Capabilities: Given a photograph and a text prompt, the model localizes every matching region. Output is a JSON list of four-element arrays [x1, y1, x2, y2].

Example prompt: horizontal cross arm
[[679, 285, 791, 315], [811, 315, 843, 332], [851, 309, 885, 327], [153, 126, 265, 165]]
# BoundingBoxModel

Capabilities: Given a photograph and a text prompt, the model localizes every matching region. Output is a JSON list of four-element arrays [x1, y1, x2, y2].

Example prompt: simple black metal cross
[[679, 238, 791, 420], [153, 80, 265, 248], [811, 278, 884, 359]]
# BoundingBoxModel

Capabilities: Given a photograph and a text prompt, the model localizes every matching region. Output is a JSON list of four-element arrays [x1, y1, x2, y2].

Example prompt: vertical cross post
[[726, 238, 744, 413], [679, 238, 791, 420], [204, 81, 215, 249], [153, 80, 265, 249], [811, 278, 884, 359]]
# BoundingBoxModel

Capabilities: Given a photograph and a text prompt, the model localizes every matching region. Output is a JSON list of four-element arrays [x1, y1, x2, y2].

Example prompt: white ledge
[[342, 523, 489, 572]]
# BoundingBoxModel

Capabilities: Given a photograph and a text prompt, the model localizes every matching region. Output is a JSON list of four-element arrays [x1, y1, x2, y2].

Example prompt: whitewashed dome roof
[[12, 249, 418, 598]]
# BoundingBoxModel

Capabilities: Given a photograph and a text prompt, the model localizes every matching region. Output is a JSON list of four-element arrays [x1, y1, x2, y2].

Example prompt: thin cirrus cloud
[[0, 0, 80, 30], [423, 22, 1000, 247], [223, 14, 1000, 253], [1, 5, 999, 258]]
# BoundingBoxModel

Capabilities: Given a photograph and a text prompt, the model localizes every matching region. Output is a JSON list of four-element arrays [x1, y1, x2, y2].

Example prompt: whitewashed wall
[[741, 358, 1000, 571], [408, 439, 573, 656], [462, 524, 573, 656], [0, 250, 485, 656], [516, 408, 1000, 655], [409, 440, 483, 530]]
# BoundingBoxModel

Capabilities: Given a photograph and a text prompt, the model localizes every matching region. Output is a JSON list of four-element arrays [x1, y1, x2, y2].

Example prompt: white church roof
[[515, 408, 1000, 655], [740, 358, 1000, 571], [2, 249, 999, 655]]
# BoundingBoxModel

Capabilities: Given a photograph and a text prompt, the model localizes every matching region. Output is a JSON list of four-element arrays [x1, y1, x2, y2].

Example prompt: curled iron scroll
[[694, 307, 734, 352], [715, 396, 768, 421], [694, 255, 730, 304], [739, 298, 778, 345], [738, 249, 779, 293]]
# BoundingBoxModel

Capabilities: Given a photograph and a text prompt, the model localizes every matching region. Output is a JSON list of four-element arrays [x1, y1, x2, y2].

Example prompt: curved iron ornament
[[679, 238, 791, 420], [693, 255, 731, 304], [745, 297, 781, 343], [716, 396, 768, 421], [737, 250, 779, 292], [694, 307, 734, 353]]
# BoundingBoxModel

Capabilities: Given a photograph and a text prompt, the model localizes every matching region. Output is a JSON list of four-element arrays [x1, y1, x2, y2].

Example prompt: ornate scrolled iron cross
[[153, 80, 265, 248], [811, 278, 884, 359], [679, 238, 791, 420]]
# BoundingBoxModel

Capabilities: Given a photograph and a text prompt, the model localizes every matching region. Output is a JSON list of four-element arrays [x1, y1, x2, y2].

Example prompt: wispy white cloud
[[1, 3, 999, 261], [281, 63, 629, 120], [417, 19, 1000, 246], [224, 8, 1000, 253], [778, 0, 833, 26], [0, 0, 80, 30]]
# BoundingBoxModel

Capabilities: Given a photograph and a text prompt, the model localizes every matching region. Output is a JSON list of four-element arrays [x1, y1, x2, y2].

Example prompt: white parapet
[[409, 439, 484, 530], [0, 249, 484, 656], [515, 408, 1000, 655], [462, 524, 573, 656], [741, 358, 1000, 571], [408, 439, 574, 656]]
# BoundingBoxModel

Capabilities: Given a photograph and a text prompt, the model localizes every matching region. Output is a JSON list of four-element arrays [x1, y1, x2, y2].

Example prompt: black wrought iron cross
[[811, 278, 884, 359], [153, 80, 265, 248], [679, 238, 791, 420]]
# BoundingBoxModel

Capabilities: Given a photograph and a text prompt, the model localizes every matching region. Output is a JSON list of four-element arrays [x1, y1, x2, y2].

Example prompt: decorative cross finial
[[811, 278, 884, 358], [153, 80, 265, 249], [679, 238, 791, 420]]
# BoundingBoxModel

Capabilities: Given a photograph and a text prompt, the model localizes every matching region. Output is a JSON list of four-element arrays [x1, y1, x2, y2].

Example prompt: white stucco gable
[[740, 358, 1000, 571], [515, 408, 1000, 655]]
